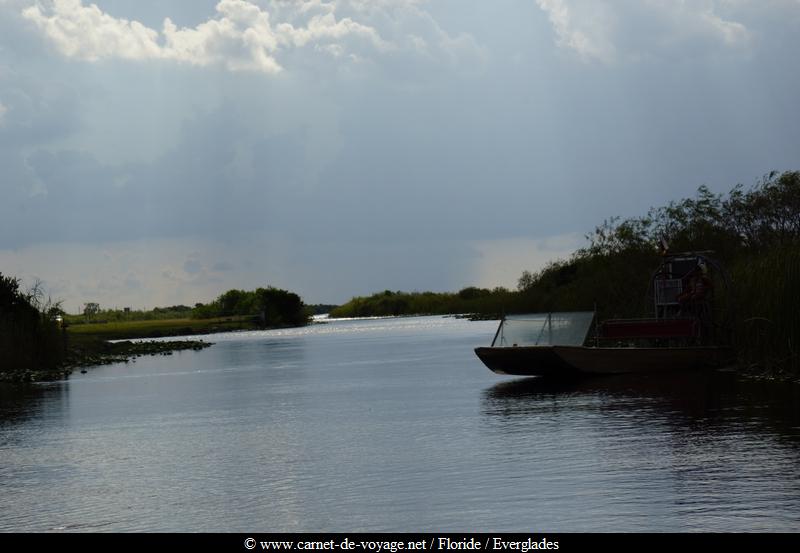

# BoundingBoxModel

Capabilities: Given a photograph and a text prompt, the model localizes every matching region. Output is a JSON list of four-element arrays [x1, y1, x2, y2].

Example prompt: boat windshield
[[492, 312, 595, 347]]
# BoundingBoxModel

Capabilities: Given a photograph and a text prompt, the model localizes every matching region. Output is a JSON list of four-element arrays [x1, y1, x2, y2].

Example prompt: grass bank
[[1, 333, 213, 383], [66, 316, 260, 340], [2, 317, 261, 383]]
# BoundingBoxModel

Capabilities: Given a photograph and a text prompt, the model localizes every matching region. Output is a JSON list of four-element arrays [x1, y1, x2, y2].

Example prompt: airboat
[[474, 252, 735, 376]]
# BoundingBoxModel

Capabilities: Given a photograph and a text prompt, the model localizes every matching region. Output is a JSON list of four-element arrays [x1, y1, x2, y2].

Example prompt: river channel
[[2, 316, 799, 532]]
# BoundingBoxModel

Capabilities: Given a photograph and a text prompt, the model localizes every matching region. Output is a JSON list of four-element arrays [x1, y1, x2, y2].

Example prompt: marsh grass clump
[[0, 273, 65, 375], [731, 245, 800, 377]]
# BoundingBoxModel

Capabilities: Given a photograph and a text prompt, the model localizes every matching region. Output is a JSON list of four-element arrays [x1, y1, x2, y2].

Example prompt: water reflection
[[482, 371, 800, 447], [481, 372, 800, 531], [0, 382, 70, 430]]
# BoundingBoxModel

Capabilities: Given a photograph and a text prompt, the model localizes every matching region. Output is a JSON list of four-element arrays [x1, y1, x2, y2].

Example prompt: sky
[[1, 0, 798, 311]]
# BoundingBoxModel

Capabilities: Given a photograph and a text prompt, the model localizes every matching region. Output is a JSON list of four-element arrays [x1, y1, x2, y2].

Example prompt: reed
[[730, 243, 800, 375]]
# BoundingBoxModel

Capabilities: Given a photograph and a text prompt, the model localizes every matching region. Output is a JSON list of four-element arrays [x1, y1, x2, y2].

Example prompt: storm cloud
[[1, 0, 798, 310]]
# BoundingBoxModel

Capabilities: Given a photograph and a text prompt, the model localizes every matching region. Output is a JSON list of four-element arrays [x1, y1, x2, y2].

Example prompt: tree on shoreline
[[0, 273, 65, 372], [192, 286, 309, 326]]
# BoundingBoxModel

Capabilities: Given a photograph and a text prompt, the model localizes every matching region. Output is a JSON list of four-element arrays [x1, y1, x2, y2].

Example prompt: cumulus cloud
[[159, 0, 284, 73], [535, 0, 753, 63], [20, 0, 381, 73], [20, 0, 479, 74], [535, 0, 616, 63], [21, 0, 163, 61]]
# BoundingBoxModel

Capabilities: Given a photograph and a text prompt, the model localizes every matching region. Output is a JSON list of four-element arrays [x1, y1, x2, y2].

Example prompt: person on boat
[[678, 262, 713, 341], [678, 263, 712, 302]]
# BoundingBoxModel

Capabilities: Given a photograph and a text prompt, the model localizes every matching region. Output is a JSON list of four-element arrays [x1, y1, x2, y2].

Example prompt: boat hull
[[474, 345, 734, 376]]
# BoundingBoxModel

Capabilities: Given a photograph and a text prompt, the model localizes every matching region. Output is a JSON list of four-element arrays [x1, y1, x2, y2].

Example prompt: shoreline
[[0, 338, 214, 383], [0, 318, 313, 384]]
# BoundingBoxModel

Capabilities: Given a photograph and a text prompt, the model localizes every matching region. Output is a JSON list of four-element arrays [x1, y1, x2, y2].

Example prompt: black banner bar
[[1, 532, 797, 552]]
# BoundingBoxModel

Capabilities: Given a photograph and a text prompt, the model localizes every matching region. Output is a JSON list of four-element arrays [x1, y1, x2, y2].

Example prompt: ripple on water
[[2, 316, 800, 531]]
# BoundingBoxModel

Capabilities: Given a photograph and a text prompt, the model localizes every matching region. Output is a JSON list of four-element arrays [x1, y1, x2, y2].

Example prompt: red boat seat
[[599, 318, 699, 339]]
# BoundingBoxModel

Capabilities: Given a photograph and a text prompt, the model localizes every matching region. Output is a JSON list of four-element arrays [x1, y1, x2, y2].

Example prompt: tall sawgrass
[[731, 243, 800, 375], [513, 248, 657, 320]]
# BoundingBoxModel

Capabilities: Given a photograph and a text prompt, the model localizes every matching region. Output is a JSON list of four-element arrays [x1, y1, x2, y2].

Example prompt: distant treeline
[[332, 170, 800, 375], [308, 304, 340, 315], [0, 273, 65, 373], [67, 287, 310, 328], [329, 287, 513, 318]]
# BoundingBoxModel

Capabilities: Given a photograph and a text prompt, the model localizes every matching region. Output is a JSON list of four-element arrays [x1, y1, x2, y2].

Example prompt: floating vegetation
[[0, 339, 213, 383]]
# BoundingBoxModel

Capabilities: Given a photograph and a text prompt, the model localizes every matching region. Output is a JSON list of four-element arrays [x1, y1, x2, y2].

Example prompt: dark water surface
[[2, 316, 800, 532]]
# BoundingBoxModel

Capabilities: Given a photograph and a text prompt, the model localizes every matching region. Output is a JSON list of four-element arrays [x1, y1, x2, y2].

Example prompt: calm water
[[2, 316, 800, 532]]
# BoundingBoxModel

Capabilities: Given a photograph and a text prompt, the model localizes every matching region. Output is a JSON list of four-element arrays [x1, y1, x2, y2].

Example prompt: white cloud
[[535, 0, 616, 63], [696, 9, 749, 46], [21, 0, 386, 73], [535, 0, 753, 63], [159, 0, 283, 73], [22, 0, 163, 62], [276, 12, 388, 50], [20, 0, 478, 74], [0, 100, 7, 125]]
